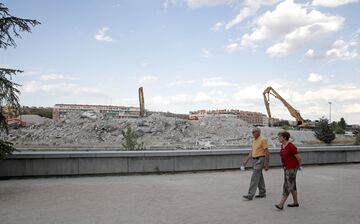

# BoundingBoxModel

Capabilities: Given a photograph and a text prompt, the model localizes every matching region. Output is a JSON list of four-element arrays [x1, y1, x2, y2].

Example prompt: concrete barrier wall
[[1, 146, 359, 177]]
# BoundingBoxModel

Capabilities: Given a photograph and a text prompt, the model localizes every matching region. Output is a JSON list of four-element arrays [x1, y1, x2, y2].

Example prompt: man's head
[[252, 127, 261, 139]]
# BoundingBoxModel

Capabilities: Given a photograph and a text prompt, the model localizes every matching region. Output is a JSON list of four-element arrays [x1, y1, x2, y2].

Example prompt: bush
[[355, 129, 360, 145], [314, 119, 335, 144], [335, 126, 345, 134], [121, 126, 144, 150]]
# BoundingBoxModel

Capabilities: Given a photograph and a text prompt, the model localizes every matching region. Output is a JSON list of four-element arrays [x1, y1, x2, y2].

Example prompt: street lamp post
[[328, 102, 332, 123]]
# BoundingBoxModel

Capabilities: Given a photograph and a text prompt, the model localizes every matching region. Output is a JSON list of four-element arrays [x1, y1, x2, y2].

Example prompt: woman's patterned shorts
[[283, 168, 297, 196]]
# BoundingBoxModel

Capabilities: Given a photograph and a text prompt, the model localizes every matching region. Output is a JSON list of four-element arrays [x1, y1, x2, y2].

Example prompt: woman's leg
[[276, 170, 290, 208], [289, 170, 299, 205], [290, 190, 298, 205]]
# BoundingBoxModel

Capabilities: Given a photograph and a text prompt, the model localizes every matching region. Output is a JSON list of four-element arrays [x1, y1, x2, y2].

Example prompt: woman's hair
[[278, 131, 290, 141]]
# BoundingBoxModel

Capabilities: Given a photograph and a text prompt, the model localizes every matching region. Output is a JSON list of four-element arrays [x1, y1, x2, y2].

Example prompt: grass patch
[[333, 137, 356, 144], [301, 140, 322, 145], [302, 137, 355, 145]]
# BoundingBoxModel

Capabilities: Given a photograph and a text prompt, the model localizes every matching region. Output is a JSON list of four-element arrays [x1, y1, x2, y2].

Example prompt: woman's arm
[[294, 153, 302, 166]]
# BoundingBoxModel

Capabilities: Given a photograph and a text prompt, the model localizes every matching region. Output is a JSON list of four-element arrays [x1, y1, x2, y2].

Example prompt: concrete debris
[[81, 111, 97, 120], [1, 112, 317, 150], [18, 114, 50, 125]]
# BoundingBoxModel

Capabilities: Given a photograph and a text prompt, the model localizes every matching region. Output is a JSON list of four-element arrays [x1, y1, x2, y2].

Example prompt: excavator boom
[[263, 86, 305, 126]]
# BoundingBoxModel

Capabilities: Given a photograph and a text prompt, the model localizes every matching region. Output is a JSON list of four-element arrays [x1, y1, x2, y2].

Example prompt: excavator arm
[[263, 86, 305, 126]]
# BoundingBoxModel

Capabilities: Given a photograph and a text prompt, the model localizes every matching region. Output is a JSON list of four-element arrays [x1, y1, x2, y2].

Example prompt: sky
[[1, 0, 360, 124]]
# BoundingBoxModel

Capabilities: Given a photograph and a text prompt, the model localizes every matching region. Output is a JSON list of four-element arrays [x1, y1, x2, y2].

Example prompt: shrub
[[355, 129, 360, 145], [314, 119, 335, 144], [121, 126, 144, 150]]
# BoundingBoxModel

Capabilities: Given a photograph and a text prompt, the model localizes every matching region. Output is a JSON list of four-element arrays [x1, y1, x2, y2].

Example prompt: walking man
[[242, 127, 270, 200]]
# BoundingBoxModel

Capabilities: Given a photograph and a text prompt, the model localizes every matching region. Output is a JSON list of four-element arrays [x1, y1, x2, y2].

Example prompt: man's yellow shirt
[[252, 136, 268, 158]]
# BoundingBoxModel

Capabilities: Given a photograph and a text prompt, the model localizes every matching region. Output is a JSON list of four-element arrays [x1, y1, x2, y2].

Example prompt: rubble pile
[[1, 112, 317, 150]]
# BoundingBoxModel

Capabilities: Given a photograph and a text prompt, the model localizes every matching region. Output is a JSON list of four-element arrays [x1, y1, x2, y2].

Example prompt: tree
[[314, 118, 336, 144], [335, 126, 345, 134], [0, 3, 40, 159], [121, 126, 144, 150], [337, 117, 346, 133], [330, 121, 338, 130]]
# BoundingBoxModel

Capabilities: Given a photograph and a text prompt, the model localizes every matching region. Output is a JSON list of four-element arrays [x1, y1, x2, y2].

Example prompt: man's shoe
[[287, 203, 299, 207], [255, 194, 266, 198], [243, 195, 253, 200]]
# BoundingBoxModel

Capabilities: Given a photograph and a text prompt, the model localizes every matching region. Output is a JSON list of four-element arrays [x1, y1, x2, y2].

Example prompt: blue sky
[[1, 0, 360, 124]]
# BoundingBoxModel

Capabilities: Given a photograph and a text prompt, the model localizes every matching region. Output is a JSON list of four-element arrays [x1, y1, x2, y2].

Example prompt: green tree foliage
[[274, 120, 290, 127], [314, 118, 336, 144], [338, 117, 346, 132], [335, 126, 345, 134], [330, 121, 337, 130], [121, 126, 144, 150], [0, 3, 40, 159], [0, 3, 40, 49]]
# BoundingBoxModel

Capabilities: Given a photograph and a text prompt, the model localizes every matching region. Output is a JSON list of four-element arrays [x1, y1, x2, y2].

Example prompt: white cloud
[[307, 73, 323, 82], [240, 0, 344, 56], [73, 87, 105, 97], [167, 79, 196, 86], [201, 48, 212, 58], [325, 39, 358, 60], [234, 80, 292, 101], [293, 85, 360, 102], [312, 0, 358, 7], [150, 91, 229, 106], [304, 29, 359, 61], [95, 27, 113, 42], [211, 22, 224, 32], [225, 0, 280, 30], [163, 0, 169, 10], [184, 0, 235, 8], [21, 81, 76, 94], [225, 41, 240, 53], [39, 74, 66, 81], [232, 80, 360, 123], [304, 49, 315, 59], [20, 81, 106, 98], [139, 76, 159, 84], [202, 77, 237, 87], [234, 85, 263, 100], [110, 98, 139, 107], [343, 103, 360, 113]]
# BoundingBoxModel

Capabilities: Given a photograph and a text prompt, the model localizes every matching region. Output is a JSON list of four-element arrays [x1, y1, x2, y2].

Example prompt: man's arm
[[264, 148, 270, 171], [242, 150, 252, 166]]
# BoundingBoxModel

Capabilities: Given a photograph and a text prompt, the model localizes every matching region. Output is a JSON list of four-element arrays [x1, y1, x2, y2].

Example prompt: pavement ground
[[1, 164, 359, 224]]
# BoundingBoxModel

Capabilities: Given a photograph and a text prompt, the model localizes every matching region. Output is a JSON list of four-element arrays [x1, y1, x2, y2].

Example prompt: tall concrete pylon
[[139, 87, 145, 117]]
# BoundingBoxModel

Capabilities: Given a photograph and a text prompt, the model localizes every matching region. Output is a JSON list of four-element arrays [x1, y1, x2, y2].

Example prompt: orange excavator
[[263, 86, 313, 128]]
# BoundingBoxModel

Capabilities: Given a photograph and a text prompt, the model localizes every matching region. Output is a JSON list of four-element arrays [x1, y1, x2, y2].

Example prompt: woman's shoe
[[287, 203, 299, 207], [275, 204, 283, 210]]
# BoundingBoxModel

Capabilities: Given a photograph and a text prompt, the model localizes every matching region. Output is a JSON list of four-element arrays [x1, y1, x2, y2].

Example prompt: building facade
[[189, 109, 275, 126], [53, 104, 141, 120]]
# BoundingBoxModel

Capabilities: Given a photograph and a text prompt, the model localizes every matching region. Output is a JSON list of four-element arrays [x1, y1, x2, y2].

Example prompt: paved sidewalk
[[1, 164, 360, 224]]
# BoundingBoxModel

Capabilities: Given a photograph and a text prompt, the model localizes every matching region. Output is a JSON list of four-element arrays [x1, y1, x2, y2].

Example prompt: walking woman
[[275, 131, 302, 210]]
